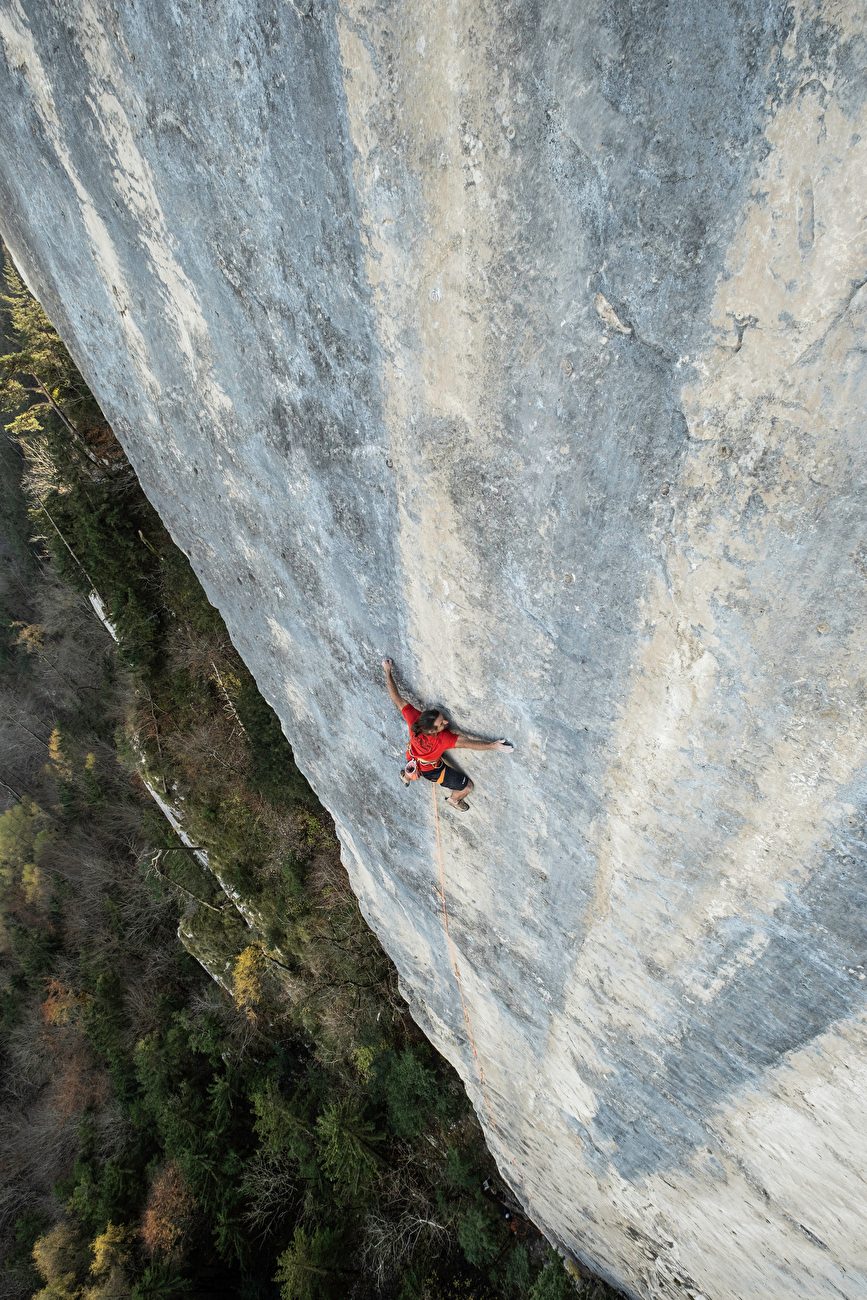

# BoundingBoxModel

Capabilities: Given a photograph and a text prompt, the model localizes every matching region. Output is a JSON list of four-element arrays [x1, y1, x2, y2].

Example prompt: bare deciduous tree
[[243, 1151, 298, 1240]]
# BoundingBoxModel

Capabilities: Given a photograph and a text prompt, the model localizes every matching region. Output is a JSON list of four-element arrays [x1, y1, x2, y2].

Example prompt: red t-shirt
[[402, 704, 458, 766]]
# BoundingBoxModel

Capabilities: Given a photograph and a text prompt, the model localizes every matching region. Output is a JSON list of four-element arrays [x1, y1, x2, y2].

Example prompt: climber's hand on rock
[[383, 660, 409, 712], [492, 739, 514, 753]]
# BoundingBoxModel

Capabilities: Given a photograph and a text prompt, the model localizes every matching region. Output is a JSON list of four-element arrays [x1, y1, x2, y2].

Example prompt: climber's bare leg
[[446, 776, 474, 807]]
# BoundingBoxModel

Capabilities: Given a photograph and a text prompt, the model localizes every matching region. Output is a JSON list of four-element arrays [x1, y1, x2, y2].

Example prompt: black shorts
[[420, 762, 469, 792]]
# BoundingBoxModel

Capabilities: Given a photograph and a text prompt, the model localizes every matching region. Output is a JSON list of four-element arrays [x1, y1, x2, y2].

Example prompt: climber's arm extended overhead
[[453, 734, 514, 753], [382, 658, 410, 712]]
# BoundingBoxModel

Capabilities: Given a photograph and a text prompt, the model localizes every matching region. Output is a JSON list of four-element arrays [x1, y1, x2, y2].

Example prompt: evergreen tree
[[0, 259, 90, 439], [274, 1227, 348, 1300], [314, 1098, 384, 1198]]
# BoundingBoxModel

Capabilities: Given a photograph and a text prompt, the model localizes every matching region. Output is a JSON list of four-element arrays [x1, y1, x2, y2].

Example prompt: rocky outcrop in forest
[[2, 2, 866, 1296]]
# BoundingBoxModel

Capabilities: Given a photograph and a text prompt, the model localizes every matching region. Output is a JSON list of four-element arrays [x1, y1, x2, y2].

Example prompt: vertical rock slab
[[1, 2, 866, 1296]]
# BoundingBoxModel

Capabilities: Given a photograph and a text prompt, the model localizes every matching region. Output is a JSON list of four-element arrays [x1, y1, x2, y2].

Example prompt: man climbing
[[382, 658, 514, 812]]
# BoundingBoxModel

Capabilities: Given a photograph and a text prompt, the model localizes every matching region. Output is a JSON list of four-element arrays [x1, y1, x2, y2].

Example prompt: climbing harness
[[430, 784, 534, 1212], [402, 745, 449, 785]]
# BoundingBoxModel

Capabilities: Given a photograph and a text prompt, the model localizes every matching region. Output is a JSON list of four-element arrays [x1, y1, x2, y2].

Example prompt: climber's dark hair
[[412, 708, 443, 737]]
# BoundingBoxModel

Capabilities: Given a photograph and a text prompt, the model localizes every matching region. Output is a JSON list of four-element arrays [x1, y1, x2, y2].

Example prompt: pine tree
[[314, 1097, 384, 1197], [274, 1226, 349, 1300]]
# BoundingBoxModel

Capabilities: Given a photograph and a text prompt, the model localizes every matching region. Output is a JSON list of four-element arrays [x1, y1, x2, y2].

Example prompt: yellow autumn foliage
[[22, 859, 45, 905], [12, 620, 46, 653], [89, 1222, 135, 1278], [233, 943, 267, 1018], [32, 1223, 84, 1299], [0, 800, 40, 903], [48, 727, 71, 776]]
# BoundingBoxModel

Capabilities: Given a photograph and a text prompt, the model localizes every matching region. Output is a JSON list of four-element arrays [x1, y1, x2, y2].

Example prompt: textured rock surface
[[2, 1, 867, 1295]]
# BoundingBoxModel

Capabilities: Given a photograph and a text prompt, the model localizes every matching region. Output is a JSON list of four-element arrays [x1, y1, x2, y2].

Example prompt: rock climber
[[381, 658, 514, 812]]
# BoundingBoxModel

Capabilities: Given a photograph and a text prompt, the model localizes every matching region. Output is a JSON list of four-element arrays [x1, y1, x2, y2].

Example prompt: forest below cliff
[[0, 256, 609, 1300]]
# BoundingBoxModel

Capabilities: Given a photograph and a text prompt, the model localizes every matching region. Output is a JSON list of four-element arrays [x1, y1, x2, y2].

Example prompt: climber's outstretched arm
[[453, 734, 514, 753], [382, 658, 410, 712]]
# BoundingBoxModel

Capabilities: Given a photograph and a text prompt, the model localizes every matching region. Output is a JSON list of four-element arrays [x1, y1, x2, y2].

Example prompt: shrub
[[443, 1145, 477, 1193], [499, 1242, 531, 1296], [528, 1249, 578, 1300], [456, 1196, 500, 1267]]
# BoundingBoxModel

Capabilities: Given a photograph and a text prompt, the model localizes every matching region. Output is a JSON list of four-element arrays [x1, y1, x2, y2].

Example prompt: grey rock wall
[[2, 2, 867, 1295]]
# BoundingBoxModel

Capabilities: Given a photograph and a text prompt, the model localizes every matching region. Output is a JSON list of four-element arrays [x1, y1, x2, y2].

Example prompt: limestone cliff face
[[2, 2, 867, 1295]]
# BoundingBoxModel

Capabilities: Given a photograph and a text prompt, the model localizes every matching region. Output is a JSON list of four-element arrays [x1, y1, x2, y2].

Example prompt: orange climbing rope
[[431, 786, 533, 1208]]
